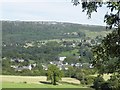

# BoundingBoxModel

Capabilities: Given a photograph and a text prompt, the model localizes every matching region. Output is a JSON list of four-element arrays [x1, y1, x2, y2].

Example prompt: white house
[[32, 63, 37, 67], [10, 58, 25, 62], [42, 65, 48, 70], [15, 64, 32, 71], [28, 64, 32, 70], [59, 57, 66, 62], [17, 59, 24, 62]]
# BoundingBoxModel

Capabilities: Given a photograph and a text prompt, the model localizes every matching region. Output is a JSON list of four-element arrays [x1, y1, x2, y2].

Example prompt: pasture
[[1, 74, 111, 88], [1, 75, 86, 88], [2, 82, 83, 88], [1, 75, 80, 84]]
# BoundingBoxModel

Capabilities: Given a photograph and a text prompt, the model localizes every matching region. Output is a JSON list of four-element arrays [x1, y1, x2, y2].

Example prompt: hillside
[[2, 21, 112, 76], [2, 21, 111, 44]]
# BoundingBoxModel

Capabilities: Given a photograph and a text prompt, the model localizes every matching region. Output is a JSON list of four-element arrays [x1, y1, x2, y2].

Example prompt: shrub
[[23, 81, 27, 84], [86, 76, 95, 85], [106, 74, 120, 90], [93, 74, 120, 90], [93, 75, 105, 90], [100, 82, 112, 90]]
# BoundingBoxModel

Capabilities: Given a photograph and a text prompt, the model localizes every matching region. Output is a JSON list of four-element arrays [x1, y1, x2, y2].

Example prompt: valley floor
[[1, 75, 92, 89], [1, 74, 112, 89]]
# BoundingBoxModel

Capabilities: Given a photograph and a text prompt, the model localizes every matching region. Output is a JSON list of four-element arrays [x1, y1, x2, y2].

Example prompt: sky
[[0, 0, 110, 26]]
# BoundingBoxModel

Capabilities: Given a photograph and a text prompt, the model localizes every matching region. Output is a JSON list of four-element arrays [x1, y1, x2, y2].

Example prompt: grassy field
[[59, 49, 79, 57], [1, 74, 111, 88], [1, 75, 88, 88], [2, 82, 84, 88], [1, 75, 80, 84], [84, 30, 111, 38]]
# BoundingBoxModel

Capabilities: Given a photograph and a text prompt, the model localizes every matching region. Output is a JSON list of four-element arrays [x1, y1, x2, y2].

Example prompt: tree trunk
[[53, 72, 56, 85]]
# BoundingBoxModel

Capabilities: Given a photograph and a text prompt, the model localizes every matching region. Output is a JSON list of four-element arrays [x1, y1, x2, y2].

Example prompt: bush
[[74, 69, 96, 85], [78, 76, 95, 85], [100, 82, 112, 90], [93, 75, 105, 90], [23, 81, 27, 84], [106, 74, 120, 90], [81, 79, 86, 85], [86, 76, 95, 85], [92, 74, 120, 90]]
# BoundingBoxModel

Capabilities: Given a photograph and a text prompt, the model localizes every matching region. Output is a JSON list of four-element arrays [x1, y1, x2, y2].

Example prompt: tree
[[72, 1, 120, 28], [46, 64, 63, 85], [72, 0, 120, 74], [72, 1, 120, 89], [92, 31, 120, 74], [72, 1, 120, 35], [93, 75, 105, 90], [66, 66, 76, 77], [75, 69, 86, 85]]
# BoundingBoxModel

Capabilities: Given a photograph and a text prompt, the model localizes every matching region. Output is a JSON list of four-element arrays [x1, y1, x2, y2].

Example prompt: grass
[[1, 75, 47, 84], [83, 30, 111, 38], [1, 74, 112, 89], [2, 82, 84, 88], [62, 77, 80, 85], [1, 74, 112, 88], [59, 49, 79, 57], [1, 75, 80, 84], [2, 74, 112, 89], [90, 74, 112, 81], [1, 75, 87, 88]]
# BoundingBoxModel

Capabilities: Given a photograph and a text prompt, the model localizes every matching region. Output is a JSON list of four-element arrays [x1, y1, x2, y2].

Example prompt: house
[[50, 62, 53, 64], [65, 62, 68, 65], [75, 63, 80, 67], [10, 58, 16, 62], [65, 67, 68, 70], [89, 64, 94, 68], [71, 63, 75, 66], [71, 43, 76, 47], [50, 61, 61, 65], [42, 65, 48, 70], [11, 65, 18, 68], [15, 64, 32, 71], [10, 58, 25, 62], [59, 57, 66, 62], [17, 59, 24, 62], [32, 63, 37, 67]]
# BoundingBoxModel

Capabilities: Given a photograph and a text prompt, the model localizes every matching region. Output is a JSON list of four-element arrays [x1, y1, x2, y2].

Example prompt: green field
[[1, 75, 90, 88], [1, 74, 111, 88], [59, 49, 79, 57], [2, 82, 86, 88], [1, 75, 95, 89]]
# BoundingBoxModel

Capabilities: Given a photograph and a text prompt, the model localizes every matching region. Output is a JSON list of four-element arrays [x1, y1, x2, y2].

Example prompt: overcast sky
[[1, 0, 110, 26]]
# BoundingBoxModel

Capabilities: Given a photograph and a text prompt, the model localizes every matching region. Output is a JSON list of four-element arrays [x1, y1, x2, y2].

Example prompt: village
[[2, 32, 103, 72], [3, 35, 102, 72], [9, 56, 93, 72], [42, 56, 94, 71], [2, 1, 120, 88]]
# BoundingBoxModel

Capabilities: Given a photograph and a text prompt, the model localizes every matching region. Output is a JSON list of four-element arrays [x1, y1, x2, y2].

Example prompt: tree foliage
[[72, 0, 120, 73], [46, 64, 64, 85], [93, 75, 105, 90], [72, 1, 120, 89]]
